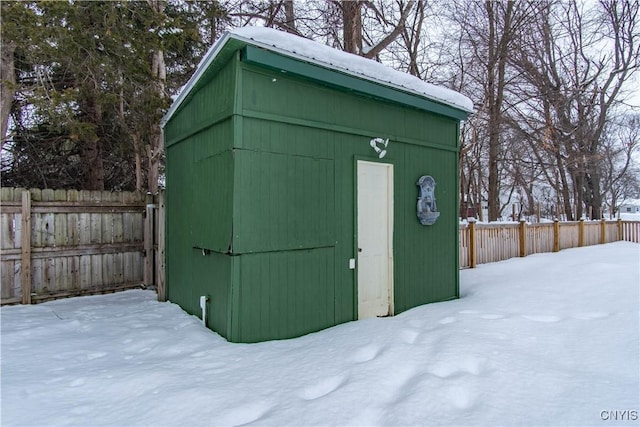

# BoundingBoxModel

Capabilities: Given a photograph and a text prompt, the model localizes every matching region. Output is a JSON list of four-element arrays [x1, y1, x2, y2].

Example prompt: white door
[[357, 160, 394, 319]]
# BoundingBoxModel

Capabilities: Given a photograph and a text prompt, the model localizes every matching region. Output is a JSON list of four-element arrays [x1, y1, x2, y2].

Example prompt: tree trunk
[[401, 1, 424, 77], [147, 143, 160, 194], [0, 40, 15, 147], [283, 0, 296, 33], [476, 164, 484, 222], [459, 154, 467, 218], [585, 169, 603, 219], [558, 161, 574, 221], [78, 90, 105, 191], [147, 0, 167, 194], [81, 137, 105, 190], [362, 1, 415, 59], [342, 0, 362, 54], [484, 1, 513, 221], [133, 133, 144, 192], [525, 184, 535, 218], [147, 48, 164, 195]]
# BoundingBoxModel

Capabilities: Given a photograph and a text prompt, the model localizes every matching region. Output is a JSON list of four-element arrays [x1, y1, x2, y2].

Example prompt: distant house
[[618, 203, 640, 214]]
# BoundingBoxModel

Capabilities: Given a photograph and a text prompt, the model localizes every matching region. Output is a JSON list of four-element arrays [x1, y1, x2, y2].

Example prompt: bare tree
[[146, 0, 167, 194], [227, 1, 417, 59], [399, 0, 426, 77], [484, 1, 515, 221], [439, 1, 538, 221], [227, 1, 303, 35], [283, 0, 296, 33], [510, 0, 640, 219], [601, 113, 640, 215], [0, 4, 16, 148], [459, 113, 487, 220]]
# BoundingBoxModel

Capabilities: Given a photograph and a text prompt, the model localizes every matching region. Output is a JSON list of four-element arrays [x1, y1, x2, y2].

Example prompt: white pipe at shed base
[[200, 296, 208, 326]]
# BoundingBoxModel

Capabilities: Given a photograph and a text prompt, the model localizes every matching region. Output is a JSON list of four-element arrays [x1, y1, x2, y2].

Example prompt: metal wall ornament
[[416, 175, 440, 225], [370, 137, 389, 158]]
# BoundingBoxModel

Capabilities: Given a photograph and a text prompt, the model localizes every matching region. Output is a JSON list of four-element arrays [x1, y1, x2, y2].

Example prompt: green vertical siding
[[232, 149, 335, 253], [240, 66, 458, 150], [165, 59, 237, 147], [228, 108, 337, 341], [229, 62, 461, 340], [165, 120, 235, 256], [164, 57, 238, 340], [239, 117, 334, 158], [191, 150, 234, 252], [333, 135, 358, 324], [394, 145, 459, 313], [164, 49, 464, 343], [165, 140, 193, 314], [241, 45, 469, 121], [191, 252, 232, 338], [232, 248, 335, 343], [165, 127, 235, 338]]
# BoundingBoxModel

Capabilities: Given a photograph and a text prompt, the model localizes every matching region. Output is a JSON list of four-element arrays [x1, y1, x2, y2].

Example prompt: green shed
[[161, 26, 473, 343]]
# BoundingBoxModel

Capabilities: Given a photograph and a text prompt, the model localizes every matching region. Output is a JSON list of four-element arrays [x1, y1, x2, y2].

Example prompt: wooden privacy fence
[[460, 219, 640, 268], [1, 186, 638, 304], [0, 188, 161, 304]]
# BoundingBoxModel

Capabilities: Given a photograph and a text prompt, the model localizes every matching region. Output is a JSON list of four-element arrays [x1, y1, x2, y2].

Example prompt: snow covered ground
[[2, 242, 639, 426], [620, 212, 640, 221]]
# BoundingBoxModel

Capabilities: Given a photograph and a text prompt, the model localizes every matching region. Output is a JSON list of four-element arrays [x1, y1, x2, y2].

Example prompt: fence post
[[600, 219, 606, 244], [578, 219, 585, 247], [20, 190, 32, 304], [156, 191, 166, 301], [469, 219, 476, 268], [617, 218, 623, 241], [143, 194, 155, 288], [553, 219, 560, 252], [519, 220, 527, 257]]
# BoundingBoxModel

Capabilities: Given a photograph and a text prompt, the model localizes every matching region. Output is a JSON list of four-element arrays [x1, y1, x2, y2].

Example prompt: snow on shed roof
[[162, 26, 474, 127]]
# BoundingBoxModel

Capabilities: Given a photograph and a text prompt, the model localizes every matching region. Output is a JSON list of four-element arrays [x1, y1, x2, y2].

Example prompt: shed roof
[[162, 26, 474, 127]]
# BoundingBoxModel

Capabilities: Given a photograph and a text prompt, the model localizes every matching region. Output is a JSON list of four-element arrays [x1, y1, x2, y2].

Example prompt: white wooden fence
[[460, 219, 639, 268]]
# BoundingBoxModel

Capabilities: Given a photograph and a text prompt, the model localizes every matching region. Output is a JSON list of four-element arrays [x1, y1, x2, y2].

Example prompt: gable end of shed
[[240, 45, 470, 121]]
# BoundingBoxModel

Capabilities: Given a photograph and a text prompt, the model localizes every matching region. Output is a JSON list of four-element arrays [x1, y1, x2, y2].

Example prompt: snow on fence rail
[[0, 188, 158, 305], [459, 219, 639, 268]]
